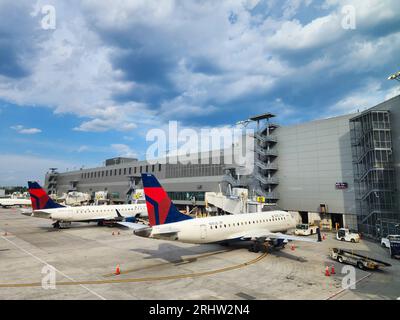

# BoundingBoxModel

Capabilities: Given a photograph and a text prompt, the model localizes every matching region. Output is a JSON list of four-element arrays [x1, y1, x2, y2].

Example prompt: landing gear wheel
[[248, 244, 258, 252], [341, 238, 345, 241], [338, 256, 344, 263], [357, 261, 364, 270], [253, 243, 261, 253], [52, 221, 60, 229]]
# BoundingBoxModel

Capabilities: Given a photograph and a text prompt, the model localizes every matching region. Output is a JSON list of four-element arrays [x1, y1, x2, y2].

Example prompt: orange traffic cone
[[115, 264, 121, 275], [331, 265, 336, 275], [291, 244, 295, 251], [325, 266, 330, 277], [322, 233, 326, 240], [112, 231, 115, 236]]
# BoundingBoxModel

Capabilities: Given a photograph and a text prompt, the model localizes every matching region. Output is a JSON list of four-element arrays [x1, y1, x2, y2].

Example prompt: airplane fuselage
[[136, 211, 296, 244], [33, 203, 147, 222], [0, 198, 31, 207]]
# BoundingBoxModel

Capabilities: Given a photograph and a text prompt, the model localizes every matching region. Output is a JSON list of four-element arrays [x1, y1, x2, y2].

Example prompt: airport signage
[[257, 196, 265, 203], [335, 182, 348, 190]]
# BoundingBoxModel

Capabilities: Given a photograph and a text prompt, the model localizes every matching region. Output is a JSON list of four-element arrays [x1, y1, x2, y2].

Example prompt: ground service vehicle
[[390, 239, 400, 259], [336, 228, 360, 243], [381, 235, 400, 248], [330, 248, 391, 270], [295, 223, 318, 236]]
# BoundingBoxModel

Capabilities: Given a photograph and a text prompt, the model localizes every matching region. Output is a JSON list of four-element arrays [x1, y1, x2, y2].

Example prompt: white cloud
[[111, 144, 137, 158], [0, 0, 399, 135], [324, 81, 399, 117], [11, 125, 42, 134]]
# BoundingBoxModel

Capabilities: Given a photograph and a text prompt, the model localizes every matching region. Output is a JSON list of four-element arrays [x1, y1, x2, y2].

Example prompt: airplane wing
[[117, 222, 180, 236], [117, 222, 150, 231], [264, 232, 320, 243], [228, 228, 319, 243]]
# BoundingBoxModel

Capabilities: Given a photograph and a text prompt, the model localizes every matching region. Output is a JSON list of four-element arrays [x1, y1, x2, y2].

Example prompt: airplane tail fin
[[141, 173, 193, 227], [27, 181, 65, 210]]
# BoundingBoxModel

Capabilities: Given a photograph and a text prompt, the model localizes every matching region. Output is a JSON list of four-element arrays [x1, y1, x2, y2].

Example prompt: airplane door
[[200, 224, 207, 240]]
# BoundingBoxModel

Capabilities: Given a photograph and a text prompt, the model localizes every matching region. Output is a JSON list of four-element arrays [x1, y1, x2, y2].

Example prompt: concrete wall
[[275, 113, 357, 216], [46, 158, 224, 203]]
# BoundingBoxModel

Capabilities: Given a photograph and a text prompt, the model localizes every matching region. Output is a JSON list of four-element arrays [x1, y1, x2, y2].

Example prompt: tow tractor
[[336, 228, 360, 243], [295, 223, 318, 236], [330, 248, 391, 270]]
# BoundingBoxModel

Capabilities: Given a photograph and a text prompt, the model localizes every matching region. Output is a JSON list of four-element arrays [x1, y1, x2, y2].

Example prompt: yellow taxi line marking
[[0, 252, 267, 288]]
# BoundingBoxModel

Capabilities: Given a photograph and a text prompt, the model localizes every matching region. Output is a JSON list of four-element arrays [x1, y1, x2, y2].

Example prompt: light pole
[[388, 71, 400, 82]]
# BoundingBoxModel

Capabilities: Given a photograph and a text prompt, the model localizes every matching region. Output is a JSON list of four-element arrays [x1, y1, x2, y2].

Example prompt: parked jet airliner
[[0, 198, 31, 208], [120, 174, 320, 252], [26, 182, 147, 229]]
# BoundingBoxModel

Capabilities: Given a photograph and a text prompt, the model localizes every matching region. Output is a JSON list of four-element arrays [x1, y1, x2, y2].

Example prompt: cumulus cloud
[[324, 81, 400, 118], [11, 125, 42, 134], [0, 0, 399, 134], [111, 144, 137, 158]]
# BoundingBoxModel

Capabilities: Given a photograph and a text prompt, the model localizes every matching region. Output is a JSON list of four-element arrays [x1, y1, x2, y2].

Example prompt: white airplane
[[120, 174, 321, 252], [0, 197, 31, 208], [26, 181, 148, 229]]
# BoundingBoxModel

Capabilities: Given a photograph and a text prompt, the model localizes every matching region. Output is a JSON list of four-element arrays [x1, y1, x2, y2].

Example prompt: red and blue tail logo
[[28, 181, 64, 210], [141, 173, 193, 227]]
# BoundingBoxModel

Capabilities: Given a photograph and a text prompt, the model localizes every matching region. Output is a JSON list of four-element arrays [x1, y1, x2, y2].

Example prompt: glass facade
[[350, 110, 399, 238], [167, 191, 205, 202]]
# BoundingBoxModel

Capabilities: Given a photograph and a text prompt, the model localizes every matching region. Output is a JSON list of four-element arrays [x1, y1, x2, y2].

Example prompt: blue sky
[[0, 0, 399, 185]]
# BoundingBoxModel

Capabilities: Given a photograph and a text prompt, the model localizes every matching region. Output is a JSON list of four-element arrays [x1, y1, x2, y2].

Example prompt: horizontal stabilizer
[[152, 228, 180, 235]]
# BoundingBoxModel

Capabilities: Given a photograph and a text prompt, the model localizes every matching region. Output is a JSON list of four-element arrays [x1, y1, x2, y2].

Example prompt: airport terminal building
[[44, 95, 400, 239]]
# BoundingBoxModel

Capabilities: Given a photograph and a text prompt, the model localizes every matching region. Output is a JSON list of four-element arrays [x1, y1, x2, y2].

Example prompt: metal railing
[[254, 188, 280, 200], [255, 146, 278, 157], [255, 160, 278, 171], [254, 133, 277, 143], [254, 173, 279, 185]]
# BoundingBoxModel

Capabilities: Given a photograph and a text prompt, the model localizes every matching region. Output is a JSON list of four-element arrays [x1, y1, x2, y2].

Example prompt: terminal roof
[[249, 113, 276, 121]]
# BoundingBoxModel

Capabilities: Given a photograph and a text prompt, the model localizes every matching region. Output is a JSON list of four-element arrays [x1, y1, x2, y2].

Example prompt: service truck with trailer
[[330, 248, 391, 270]]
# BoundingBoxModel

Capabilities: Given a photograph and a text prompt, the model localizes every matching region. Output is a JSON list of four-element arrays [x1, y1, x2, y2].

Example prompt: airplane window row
[[76, 207, 139, 214], [209, 216, 288, 229]]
